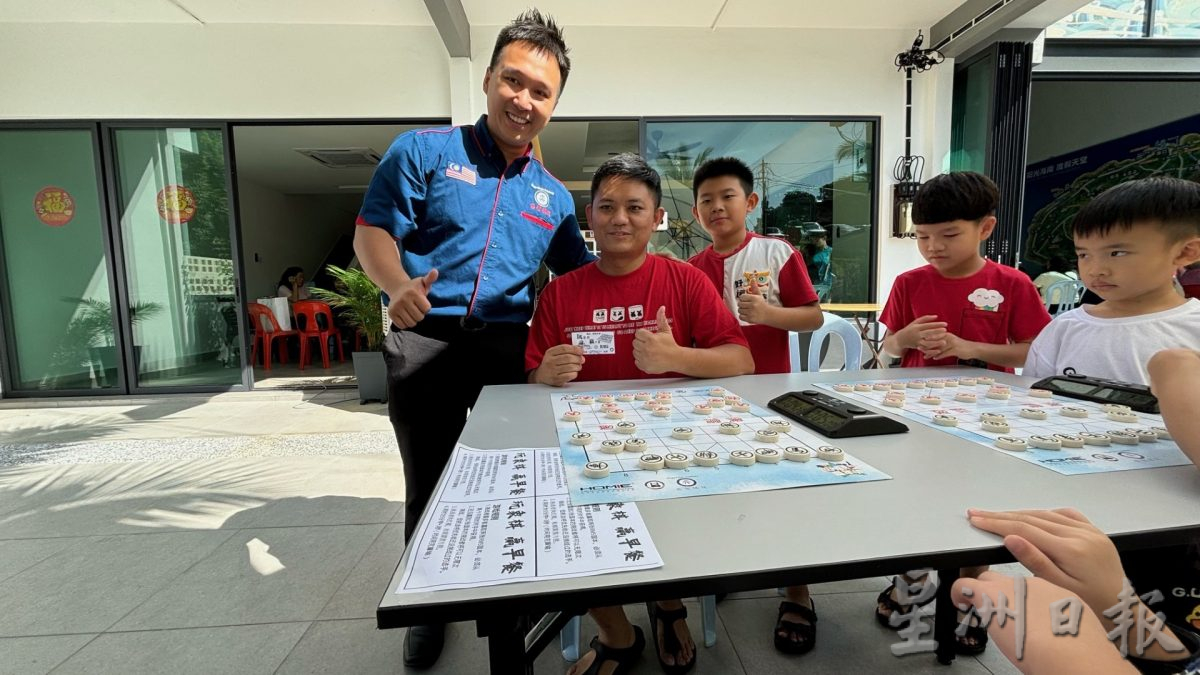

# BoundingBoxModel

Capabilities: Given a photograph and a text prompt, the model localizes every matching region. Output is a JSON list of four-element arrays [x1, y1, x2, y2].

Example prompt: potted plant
[[310, 265, 389, 403], [62, 297, 164, 386]]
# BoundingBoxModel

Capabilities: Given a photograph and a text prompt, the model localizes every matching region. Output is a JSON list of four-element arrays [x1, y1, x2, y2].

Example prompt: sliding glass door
[[0, 128, 120, 392], [108, 126, 244, 389]]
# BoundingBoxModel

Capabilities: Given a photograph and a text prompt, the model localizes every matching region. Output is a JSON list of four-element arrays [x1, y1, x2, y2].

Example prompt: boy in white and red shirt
[[686, 156, 824, 657], [525, 154, 752, 675], [688, 157, 823, 374]]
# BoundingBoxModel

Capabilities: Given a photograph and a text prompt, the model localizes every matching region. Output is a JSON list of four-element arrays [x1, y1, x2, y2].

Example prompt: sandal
[[577, 625, 645, 675], [954, 609, 989, 656], [774, 599, 818, 655], [645, 601, 697, 675], [875, 577, 934, 629]]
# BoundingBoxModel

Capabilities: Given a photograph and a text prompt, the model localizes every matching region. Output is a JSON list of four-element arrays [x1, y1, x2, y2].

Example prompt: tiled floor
[[0, 391, 1020, 674]]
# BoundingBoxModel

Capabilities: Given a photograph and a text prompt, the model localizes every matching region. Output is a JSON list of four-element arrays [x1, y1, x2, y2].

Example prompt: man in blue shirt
[[354, 9, 593, 669]]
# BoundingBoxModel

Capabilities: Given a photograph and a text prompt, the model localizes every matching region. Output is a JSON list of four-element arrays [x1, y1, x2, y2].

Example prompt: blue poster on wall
[[1022, 114, 1200, 270]]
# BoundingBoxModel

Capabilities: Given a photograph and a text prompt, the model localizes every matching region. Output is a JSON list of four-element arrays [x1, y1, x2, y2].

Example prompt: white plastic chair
[[1043, 279, 1086, 317], [789, 311, 864, 373]]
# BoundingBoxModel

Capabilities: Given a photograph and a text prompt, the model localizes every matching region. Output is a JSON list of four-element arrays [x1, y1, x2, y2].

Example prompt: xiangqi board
[[552, 386, 891, 506], [814, 376, 1190, 475]]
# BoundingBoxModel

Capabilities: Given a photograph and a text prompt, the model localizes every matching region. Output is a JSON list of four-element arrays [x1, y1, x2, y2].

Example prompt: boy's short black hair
[[489, 9, 571, 94], [911, 171, 1000, 225], [1072, 177, 1200, 242], [691, 157, 754, 200], [591, 153, 662, 207]]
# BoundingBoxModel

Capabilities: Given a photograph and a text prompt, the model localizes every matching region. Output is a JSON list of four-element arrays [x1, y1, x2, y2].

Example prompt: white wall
[[492, 25, 938, 302], [0, 21, 948, 303], [0, 23, 450, 119], [1028, 80, 1200, 164], [236, 179, 357, 300]]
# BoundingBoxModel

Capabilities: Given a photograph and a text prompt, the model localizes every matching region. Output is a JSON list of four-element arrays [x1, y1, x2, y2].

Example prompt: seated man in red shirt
[[526, 153, 753, 675]]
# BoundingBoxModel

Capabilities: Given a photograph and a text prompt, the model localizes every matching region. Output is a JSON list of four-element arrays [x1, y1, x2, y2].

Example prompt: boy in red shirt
[[879, 172, 1050, 371], [526, 153, 753, 675], [687, 156, 824, 656], [688, 157, 823, 375], [875, 171, 1051, 656]]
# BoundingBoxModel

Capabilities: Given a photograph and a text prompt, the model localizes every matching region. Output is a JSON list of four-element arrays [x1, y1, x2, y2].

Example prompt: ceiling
[[0, 0, 975, 29], [0, 0, 432, 24], [232, 124, 419, 195], [465, 0, 980, 30], [231, 120, 639, 225]]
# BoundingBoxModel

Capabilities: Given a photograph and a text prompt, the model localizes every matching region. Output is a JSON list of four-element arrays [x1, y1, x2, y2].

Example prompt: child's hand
[[895, 315, 947, 351], [919, 330, 972, 361], [632, 307, 679, 374], [533, 344, 586, 387], [1147, 349, 1200, 394], [966, 508, 1125, 626], [737, 279, 773, 324], [952, 572, 1135, 675]]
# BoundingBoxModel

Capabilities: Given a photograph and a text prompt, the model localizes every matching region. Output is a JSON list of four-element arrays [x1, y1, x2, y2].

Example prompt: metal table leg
[[479, 614, 532, 675], [935, 568, 959, 665], [478, 611, 576, 675]]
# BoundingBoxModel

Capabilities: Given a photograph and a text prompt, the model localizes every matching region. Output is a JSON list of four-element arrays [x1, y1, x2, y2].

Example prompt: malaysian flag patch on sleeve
[[445, 163, 477, 185]]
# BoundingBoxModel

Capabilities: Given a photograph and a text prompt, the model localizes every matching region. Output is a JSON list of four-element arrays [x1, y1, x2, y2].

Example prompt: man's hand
[[737, 279, 773, 324], [532, 344, 586, 387], [632, 307, 679, 374], [388, 269, 438, 329], [966, 508, 1126, 627]]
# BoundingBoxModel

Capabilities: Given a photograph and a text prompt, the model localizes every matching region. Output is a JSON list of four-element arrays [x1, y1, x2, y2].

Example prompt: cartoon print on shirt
[[735, 269, 773, 299], [968, 288, 1005, 312]]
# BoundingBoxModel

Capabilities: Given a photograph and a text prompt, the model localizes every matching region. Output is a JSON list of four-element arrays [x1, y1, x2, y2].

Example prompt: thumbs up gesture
[[389, 268, 438, 329], [737, 278, 771, 324], [632, 307, 679, 374]]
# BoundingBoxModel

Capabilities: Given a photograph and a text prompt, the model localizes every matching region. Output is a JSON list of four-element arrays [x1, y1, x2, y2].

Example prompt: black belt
[[404, 314, 523, 336]]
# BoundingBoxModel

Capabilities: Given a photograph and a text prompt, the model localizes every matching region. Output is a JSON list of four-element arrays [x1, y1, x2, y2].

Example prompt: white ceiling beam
[[929, 0, 1091, 57], [423, 0, 471, 57]]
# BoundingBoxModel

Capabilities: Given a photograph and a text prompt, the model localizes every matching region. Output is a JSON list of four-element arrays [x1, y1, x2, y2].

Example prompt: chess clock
[[769, 390, 909, 438], [1031, 371, 1159, 414]]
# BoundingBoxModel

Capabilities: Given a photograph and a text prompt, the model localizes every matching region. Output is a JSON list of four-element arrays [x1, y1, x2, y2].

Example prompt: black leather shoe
[[403, 623, 445, 669]]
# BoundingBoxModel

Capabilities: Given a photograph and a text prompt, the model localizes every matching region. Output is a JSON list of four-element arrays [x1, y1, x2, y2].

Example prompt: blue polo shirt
[[356, 115, 595, 324]]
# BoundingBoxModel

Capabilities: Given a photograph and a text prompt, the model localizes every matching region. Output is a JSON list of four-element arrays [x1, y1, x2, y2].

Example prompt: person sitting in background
[[277, 266, 311, 302]]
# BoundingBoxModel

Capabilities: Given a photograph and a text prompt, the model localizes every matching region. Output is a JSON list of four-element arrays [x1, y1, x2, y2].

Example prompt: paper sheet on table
[[396, 445, 662, 593]]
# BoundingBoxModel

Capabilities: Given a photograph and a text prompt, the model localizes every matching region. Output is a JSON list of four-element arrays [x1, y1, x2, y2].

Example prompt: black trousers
[[383, 317, 529, 541]]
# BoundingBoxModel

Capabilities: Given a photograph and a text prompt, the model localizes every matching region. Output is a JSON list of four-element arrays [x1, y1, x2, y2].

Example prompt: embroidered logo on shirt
[[445, 163, 477, 185], [968, 288, 1005, 311], [533, 187, 552, 207]]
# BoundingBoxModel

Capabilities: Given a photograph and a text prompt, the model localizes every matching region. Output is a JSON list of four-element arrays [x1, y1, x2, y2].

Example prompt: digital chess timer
[[769, 390, 909, 438], [1031, 371, 1159, 414]]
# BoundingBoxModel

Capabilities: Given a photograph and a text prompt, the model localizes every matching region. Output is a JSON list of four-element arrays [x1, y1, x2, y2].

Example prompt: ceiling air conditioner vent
[[295, 148, 382, 168]]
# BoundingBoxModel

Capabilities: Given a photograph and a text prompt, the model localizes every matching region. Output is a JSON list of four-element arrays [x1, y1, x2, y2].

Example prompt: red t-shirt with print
[[525, 254, 749, 381], [689, 233, 819, 374], [879, 259, 1051, 372]]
